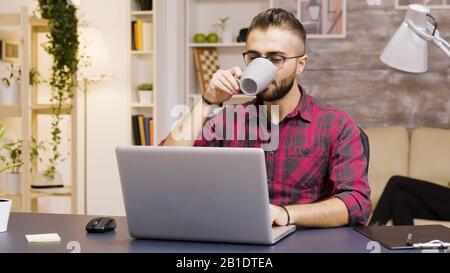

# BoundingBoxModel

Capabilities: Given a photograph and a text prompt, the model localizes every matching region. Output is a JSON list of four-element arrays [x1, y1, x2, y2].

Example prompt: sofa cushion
[[364, 126, 409, 208], [409, 128, 450, 188]]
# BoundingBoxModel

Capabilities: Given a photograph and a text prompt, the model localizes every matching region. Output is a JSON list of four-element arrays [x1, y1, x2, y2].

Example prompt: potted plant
[[0, 125, 20, 174], [0, 63, 21, 106], [137, 83, 153, 104], [138, 0, 153, 11], [214, 16, 232, 44], [40, 0, 79, 183], [0, 139, 23, 195], [29, 138, 64, 189]]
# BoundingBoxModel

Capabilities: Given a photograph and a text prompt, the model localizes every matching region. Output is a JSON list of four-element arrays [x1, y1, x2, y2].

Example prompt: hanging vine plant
[[37, 0, 79, 181]]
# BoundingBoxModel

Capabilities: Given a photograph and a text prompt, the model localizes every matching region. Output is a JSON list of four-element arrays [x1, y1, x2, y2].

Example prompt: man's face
[[246, 27, 307, 101]]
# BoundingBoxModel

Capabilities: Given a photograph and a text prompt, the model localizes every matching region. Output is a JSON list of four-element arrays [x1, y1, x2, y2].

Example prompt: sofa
[[364, 126, 450, 227]]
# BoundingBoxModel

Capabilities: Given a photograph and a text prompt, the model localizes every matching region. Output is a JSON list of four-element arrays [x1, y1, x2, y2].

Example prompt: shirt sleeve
[[329, 113, 372, 226], [158, 108, 224, 147]]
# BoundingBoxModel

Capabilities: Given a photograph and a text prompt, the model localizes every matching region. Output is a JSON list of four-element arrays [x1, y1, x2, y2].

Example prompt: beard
[[257, 71, 297, 102]]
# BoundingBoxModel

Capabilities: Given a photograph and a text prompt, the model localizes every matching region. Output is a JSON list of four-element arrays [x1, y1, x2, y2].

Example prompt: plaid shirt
[[161, 86, 371, 225]]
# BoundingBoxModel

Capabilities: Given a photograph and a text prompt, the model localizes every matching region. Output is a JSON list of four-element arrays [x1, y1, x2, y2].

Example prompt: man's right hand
[[203, 67, 242, 105]]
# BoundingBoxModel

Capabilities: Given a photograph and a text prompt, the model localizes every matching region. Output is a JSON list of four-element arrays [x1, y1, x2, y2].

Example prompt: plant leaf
[[0, 124, 5, 139]]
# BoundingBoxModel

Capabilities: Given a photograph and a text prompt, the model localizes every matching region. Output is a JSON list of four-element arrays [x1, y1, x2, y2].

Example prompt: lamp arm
[[432, 36, 450, 58], [407, 20, 450, 58], [431, 29, 450, 58], [406, 19, 434, 41]]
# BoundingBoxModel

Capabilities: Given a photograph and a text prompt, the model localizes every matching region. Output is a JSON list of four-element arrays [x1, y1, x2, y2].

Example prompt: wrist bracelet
[[280, 205, 290, 226], [202, 94, 223, 107]]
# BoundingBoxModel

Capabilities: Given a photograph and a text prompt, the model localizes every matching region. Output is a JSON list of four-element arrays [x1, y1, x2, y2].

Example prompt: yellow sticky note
[[25, 233, 61, 243]]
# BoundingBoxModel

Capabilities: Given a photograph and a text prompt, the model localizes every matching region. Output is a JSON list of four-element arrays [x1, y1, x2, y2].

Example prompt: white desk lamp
[[380, 4, 450, 73]]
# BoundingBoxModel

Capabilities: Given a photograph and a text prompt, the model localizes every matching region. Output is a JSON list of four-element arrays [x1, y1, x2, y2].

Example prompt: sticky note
[[25, 233, 61, 243]]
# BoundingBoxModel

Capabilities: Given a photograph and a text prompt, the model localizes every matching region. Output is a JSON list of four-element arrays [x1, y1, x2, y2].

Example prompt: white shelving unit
[[128, 0, 158, 145], [0, 7, 78, 213]]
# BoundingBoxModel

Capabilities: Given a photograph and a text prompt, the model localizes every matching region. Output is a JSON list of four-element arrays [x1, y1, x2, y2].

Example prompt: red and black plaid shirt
[[161, 86, 371, 225]]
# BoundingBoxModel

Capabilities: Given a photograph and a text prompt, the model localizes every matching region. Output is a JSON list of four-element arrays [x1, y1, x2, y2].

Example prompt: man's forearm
[[287, 198, 349, 228], [163, 99, 217, 147]]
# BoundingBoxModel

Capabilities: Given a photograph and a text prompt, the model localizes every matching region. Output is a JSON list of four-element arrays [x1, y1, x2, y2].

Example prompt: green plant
[[1, 63, 20, 87], [214, 16, 230, 32], [0, 139, 24, 174], [0, 124, 14, 173], [30, 138, 47, 173], [1, 64, 42, 87], [29, 68, 42, 86], [37, 0, 79, 181], [0, 125, 23, 174], [137, 83, 153, 91], [0, 126, 46, 174]]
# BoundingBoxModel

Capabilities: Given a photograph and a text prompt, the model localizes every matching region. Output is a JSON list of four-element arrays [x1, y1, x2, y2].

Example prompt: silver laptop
[[115, 145, 296, 245]]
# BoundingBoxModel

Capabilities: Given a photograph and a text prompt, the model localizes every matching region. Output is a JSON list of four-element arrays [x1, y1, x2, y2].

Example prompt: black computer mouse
[[86, 217, 117, 233]]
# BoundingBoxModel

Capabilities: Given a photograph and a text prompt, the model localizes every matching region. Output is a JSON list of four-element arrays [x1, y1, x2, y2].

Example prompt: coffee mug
[[240, 57, 276, 96], [0, 199, 12, 233]]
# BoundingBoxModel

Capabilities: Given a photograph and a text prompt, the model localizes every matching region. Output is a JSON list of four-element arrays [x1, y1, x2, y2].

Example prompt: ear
[[296, 55, 308, 75]]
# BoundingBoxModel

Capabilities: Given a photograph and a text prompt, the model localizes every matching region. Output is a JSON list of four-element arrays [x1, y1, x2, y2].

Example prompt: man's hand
[[270, 204, 289, 226], [203, 67, 242, 105]]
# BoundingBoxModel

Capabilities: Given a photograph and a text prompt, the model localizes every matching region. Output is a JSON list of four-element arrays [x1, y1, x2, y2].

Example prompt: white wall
[[79, 0, 129, 216], [156, 0, 186, 140]]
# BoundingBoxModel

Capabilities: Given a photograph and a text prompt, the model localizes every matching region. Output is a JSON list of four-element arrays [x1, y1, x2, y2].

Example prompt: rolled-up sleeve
[[329, 114, 372, 226]]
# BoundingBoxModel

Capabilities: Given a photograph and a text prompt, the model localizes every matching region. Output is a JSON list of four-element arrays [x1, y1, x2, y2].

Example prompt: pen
[[413, 240, 450, 249], [406, 233, 413, 246]]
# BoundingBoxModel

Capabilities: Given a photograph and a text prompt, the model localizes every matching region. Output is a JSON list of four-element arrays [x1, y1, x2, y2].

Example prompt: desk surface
[[0, 213, 416, 253]]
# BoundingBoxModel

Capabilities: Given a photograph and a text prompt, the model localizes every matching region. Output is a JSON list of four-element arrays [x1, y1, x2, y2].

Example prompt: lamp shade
[[78, 27, 112, 80], [380, 4, 430, 73]]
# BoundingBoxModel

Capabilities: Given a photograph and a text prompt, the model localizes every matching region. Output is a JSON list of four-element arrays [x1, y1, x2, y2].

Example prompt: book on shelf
[[136, 19, 143, 51], [131, 115, 141, 145], [142, 22, 153, 52], [138, 115, 146, 145], [144, 116, 151, 145], [131, 19, 152, 51], [132, 115, 154, 146], [131, 21, 137, 50], [149, 118, 154, 145]]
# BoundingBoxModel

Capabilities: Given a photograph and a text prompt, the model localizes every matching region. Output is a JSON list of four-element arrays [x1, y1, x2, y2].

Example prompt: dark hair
[[247, 8, 307, 54]]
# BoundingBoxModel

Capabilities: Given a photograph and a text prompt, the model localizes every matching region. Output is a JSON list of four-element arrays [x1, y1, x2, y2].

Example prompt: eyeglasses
[[242, 52, 305, 70]]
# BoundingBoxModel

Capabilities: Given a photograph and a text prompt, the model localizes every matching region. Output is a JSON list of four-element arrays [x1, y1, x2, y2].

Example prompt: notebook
[[354, 225, 450, 250]]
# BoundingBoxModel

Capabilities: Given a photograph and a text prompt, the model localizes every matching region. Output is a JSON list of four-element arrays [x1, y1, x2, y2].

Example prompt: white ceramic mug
[[0, 198, 12, 233], [240, 57, 276, 96]]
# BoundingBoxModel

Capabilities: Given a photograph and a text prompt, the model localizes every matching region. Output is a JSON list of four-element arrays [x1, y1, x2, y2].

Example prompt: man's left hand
[[270, 204, 289, 226]]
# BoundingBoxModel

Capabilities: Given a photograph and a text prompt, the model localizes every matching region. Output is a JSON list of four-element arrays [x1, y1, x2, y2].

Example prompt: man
[[161, 9, 371, 227]]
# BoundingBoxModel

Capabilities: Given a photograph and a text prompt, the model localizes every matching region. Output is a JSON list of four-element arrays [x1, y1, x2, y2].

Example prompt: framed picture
[[395, 0, 450, 9], [0, 40, 20, 62], [272, 0, 347, 38]]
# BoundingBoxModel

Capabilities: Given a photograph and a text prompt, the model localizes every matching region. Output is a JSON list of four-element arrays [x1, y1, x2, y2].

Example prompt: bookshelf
[[129, 0, 157, 146], [0, 7, 78, 213]]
